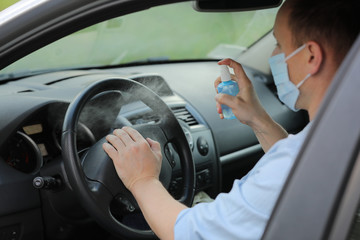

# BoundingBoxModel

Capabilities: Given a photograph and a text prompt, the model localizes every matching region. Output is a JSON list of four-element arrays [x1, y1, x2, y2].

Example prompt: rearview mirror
[[194, 0, 282, 12]]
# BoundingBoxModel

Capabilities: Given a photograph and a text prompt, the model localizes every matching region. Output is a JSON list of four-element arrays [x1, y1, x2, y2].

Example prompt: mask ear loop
[[296, 73, 311, 88], [283, 44, 311, 88], [285, 44, 307, 62]]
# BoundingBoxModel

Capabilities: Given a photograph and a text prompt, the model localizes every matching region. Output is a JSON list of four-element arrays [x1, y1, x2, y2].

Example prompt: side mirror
[[194, 0, 282, 12]]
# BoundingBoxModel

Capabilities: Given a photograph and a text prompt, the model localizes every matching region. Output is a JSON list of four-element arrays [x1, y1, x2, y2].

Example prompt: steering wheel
[[61, 78, 195, 239]]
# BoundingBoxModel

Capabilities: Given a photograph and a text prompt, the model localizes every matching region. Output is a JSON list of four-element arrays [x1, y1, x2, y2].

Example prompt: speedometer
[[2, 131, 43, 173]]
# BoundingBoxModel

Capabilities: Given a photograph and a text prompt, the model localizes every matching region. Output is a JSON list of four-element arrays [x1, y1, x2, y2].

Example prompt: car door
[[262, 33, 360, 240]]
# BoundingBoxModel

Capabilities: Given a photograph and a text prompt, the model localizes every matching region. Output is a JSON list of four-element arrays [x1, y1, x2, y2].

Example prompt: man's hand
[[215, 58, 288, 152], [102, 127, 162, 192], [102, 126, 187, 240], [215, 58, 268, 127]]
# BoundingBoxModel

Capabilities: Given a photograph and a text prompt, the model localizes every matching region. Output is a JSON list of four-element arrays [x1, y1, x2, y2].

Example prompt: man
[[102, 0, 359, 239]]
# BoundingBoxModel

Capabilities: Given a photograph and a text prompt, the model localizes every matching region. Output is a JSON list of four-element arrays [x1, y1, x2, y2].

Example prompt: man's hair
[[284, 0, 360, 66]]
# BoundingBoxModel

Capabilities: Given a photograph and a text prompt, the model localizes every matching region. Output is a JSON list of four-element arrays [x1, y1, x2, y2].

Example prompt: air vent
[[172, 107, 198, 126]]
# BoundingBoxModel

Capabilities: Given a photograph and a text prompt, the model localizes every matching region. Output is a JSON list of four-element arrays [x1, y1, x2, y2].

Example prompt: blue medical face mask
[[268, 44, 311, 112]]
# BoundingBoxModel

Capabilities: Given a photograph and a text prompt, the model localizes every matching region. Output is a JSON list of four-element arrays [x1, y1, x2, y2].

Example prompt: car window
[[0, 2, 278, 80], [0, 0, 19, 11]]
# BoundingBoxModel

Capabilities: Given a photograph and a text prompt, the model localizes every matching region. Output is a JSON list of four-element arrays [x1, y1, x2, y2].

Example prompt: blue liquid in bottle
[[217, 66, 239, 119]]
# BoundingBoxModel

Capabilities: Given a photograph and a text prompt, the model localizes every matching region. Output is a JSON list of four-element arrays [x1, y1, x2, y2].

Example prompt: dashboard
[[0, 61, 308, 238]]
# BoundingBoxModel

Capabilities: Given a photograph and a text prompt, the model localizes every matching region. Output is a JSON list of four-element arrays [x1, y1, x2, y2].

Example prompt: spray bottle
[[217, 65, 239, 119]]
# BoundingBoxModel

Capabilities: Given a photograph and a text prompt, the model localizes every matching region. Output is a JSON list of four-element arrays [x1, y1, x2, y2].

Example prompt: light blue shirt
[[174, 124, 311, 240]]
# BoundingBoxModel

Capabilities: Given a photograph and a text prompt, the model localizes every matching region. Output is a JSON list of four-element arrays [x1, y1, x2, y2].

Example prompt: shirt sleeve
[[174, 179, 269, 240], [174, 139, 298, 240]]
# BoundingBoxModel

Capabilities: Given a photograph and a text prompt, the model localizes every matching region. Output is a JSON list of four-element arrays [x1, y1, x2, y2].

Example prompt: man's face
[[272, 7, 294, 57], [272, 7, 307, 86]]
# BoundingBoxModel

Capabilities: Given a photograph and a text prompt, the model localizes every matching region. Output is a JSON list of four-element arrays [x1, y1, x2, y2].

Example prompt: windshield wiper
[[0, 67, 81, 83], [0, 69, 55, 83], [117, 56, 170, 66], [0, 57, 170, 83]]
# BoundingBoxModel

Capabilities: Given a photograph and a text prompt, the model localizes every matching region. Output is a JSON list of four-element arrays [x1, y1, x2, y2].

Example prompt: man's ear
[[306, 41, 323, 75]]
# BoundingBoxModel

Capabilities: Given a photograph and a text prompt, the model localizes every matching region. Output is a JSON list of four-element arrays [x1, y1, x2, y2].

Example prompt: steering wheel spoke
[[86, 178, 114, 210]]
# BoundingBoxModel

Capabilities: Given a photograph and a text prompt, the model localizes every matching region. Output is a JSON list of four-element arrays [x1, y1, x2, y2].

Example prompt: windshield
[[0, 2, 278, 79]]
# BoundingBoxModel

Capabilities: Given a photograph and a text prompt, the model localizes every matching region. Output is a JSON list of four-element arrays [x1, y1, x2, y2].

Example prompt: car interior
[[0, 0, 311, 239]]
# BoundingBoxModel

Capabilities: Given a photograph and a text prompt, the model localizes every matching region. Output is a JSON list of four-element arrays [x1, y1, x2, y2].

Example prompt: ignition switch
[[33, 176, 61, 190]]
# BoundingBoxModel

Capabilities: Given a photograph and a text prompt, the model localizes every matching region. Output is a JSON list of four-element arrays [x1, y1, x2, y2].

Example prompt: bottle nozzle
[[220, 65, 231, 82]]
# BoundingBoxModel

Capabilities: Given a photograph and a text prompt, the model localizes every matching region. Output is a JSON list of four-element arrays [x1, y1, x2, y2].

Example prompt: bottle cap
[[220, 65, 231, 82]]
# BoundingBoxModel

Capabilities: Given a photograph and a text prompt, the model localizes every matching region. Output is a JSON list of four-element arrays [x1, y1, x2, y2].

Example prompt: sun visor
[[193, 0, 282, 12]]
